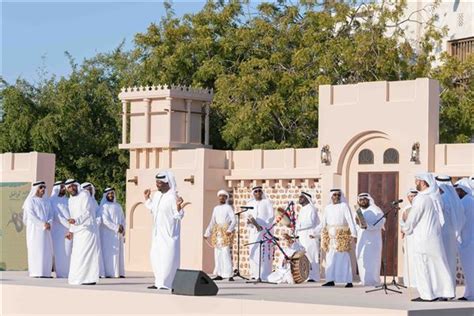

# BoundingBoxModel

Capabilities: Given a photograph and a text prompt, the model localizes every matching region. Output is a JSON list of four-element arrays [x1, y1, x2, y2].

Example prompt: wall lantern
[[410, 142, 420, 163], [321, 145, 331, 165]]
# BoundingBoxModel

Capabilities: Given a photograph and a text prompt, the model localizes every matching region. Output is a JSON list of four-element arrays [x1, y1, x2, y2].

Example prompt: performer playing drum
[[204, 190, 236, 281]]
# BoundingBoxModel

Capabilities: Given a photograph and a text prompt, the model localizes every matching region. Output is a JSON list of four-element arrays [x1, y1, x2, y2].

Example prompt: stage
[[1, 271, 472, 316]]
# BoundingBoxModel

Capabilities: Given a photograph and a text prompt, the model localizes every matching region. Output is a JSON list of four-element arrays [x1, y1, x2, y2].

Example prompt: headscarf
[[50, 181, 64, 198], [415, 173, 445, 226], [156, 170, 178, 196], [217, 189, 230, 205], [357, 193, 383, 213], [300, 191, 315, 208], [22, 181, 47, 225], [249, 186, 268, 201], [455, 178, 473, 196], [469, 176, 474, 196], [436, 175, 465, 233], [81, 182, 96, 198], [328, 188, 347, 205], [100, 187, 116, 206], [65, 179, 82, 193]]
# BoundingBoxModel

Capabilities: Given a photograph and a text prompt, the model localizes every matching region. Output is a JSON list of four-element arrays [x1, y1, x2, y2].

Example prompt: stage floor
[[2, 271, 473, 316]]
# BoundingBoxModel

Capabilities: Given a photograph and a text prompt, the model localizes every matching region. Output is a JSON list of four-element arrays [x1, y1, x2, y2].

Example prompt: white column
[[205, 103, 210, 146], [144, 98, 151, 143], [185, 99, 192, 144], [121, 100, 127, 144]]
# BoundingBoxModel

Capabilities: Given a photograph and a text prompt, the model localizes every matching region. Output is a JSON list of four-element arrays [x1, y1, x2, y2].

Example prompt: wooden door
[[358, 172, 399, 276]]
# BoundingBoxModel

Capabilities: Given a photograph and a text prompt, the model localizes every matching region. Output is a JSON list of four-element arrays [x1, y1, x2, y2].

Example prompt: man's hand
[[226, 231, 233, 237], [402, 212, 408, 222], [203, 236, 208, 240], [144, 189, 151, 200], [177, 196, 191, 210], [68, 218, 76, 225], [44, 223, 51, 230], [118, 224, 124, 235], [65, 232, 73, 240]]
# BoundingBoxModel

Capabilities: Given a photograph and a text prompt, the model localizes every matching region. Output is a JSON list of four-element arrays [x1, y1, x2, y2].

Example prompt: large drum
[[290, 251, 310, 284]]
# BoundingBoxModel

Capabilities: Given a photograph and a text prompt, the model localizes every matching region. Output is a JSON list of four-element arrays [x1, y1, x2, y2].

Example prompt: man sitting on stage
[[203, 190, 236, 281], [267, 233, 305, 284], [320, 189, 357, 288]]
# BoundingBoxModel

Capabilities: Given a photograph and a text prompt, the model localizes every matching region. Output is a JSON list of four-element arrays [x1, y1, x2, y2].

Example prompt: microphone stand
[[245, 236, 277, 285], [233, 209, 249, 280], [366, 204, 402, 294]]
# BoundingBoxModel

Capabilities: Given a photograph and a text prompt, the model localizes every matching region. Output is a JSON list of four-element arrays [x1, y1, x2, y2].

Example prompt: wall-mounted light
[[127, 176, 138, 185], [410, 142, 420, 163], [321, 145, 331, 165], [184, 175, 195, 185]]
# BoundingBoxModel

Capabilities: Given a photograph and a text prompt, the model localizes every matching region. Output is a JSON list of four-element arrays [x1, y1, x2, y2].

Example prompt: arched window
[[358, 149, 374, 164], [383, 148, 399, 164]]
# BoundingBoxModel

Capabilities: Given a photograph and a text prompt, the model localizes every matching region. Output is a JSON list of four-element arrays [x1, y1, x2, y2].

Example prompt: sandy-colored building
[[119, 78, 473, 283]]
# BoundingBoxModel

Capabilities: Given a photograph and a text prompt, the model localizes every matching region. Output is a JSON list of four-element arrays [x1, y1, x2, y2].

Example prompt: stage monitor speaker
[[171, 269, 218, 296]]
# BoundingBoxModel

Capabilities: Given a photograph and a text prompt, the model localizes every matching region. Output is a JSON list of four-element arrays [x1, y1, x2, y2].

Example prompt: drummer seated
[[267, 234, 305, 284]]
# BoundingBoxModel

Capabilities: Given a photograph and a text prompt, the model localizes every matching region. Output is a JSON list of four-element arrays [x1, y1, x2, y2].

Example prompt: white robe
[[459, 194, 474, 300], [296, 204, 321, 281], [401, 193, 455, 300], [24, 196, 54, 277], [93, 200, 106, 277], [439, 192, 461, 292], [50, 195, 72, 278], [68, 191, 100, 285], [204, 204, 236, 278], [355, 206, 384, 286], [400, 205, 417, 288], [100, 201, 126, 278], [267, 241, 305, 284], [246, 198, 274, 280], [145, 190, 184, 289], [321, 202, 357, 283]]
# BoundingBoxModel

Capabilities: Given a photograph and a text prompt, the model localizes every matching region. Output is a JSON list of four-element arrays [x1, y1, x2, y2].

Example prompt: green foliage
[[0, 0, 472, 203]]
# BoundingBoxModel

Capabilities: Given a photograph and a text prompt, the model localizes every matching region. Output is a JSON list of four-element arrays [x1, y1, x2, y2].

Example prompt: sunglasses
[[254, 190, 263, 193], [333, 193, 341, 196], [39, 185, 46, 189]]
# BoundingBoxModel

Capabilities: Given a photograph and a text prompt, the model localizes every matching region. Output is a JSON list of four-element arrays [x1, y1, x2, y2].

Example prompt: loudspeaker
[[171, 269, 218, 296]]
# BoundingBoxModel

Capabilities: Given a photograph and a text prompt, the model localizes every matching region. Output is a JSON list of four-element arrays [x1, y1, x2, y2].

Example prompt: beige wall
[[121, 79, 472, 284]]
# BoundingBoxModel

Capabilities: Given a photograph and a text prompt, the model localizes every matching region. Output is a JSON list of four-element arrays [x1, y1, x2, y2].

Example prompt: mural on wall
[[0, 182, 29, 271]]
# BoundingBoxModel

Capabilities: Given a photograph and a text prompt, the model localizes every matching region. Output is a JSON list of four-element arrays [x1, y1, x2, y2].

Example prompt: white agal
[[145, 190, 184, 289], [68, 191, 100, 285], [204, 204, 236, 278]]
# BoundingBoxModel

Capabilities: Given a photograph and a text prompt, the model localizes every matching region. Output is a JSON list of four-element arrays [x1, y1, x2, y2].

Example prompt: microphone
[[240, 206, 254, 209], [391, 199, 403, 205]]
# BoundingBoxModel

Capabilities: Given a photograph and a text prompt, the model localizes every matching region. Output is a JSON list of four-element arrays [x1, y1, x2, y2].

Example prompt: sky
[[1, 1, 211, 85]]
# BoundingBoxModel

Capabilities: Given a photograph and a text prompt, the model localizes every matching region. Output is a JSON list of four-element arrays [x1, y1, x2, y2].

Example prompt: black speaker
[[171, 269, 218, 296]]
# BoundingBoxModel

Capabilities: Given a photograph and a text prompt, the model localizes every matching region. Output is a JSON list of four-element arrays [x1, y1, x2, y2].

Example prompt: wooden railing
[[448, 36, 474, 62]]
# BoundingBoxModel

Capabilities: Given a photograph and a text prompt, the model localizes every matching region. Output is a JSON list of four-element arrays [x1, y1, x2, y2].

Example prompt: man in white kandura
[[435, 175, 465, 294], [66, 179, 100, 285], [455, 178, 474, 301], [81, 182, 105, 278], [50, 181, 72, 278], [400, 189, 418, 288], [296, 191, 321, 282], [22, 181, 53, 278], [320, 189, 357, 288], [354, 193, 385, 286], [267, 234, 305, 284], [401, 173, 454, 302], [144, 171, 189, 290], [203, 190, 236, 281], [246, 186, 274, 281], [100, 187, 125, 278]]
